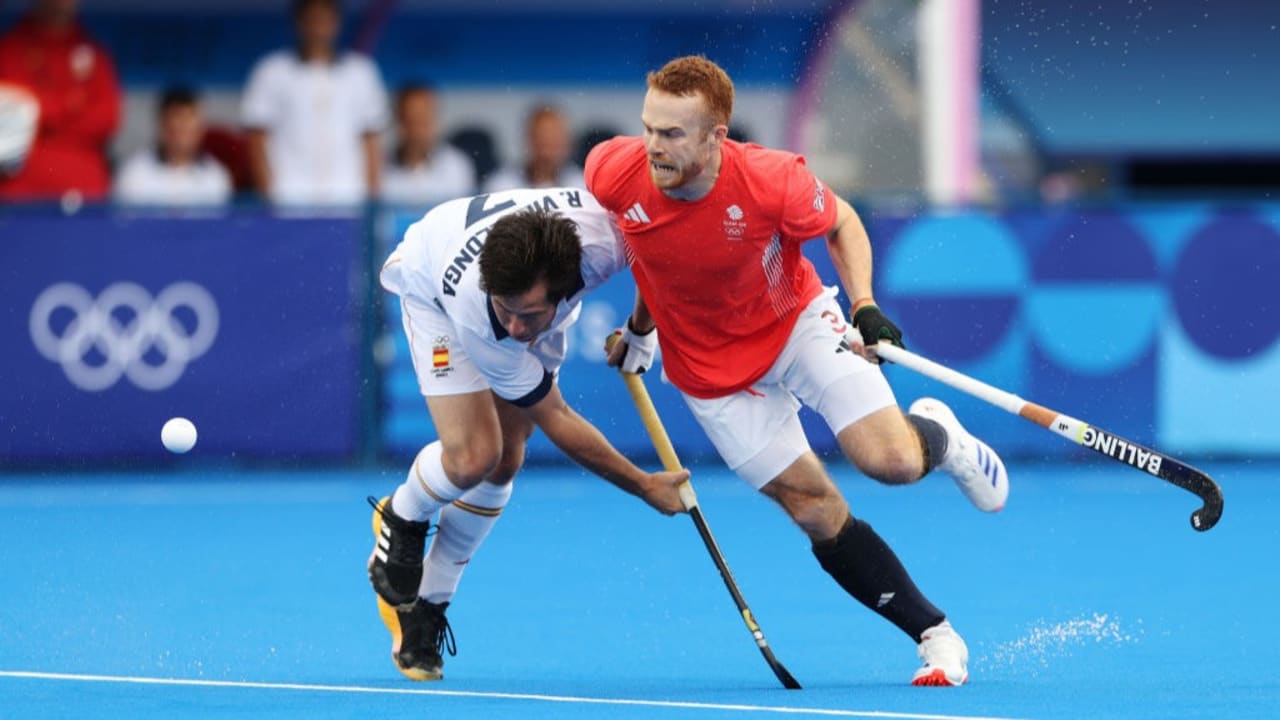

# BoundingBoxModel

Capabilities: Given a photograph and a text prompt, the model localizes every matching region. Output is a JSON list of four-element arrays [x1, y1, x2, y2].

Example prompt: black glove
[[852, 304, 904, 350]]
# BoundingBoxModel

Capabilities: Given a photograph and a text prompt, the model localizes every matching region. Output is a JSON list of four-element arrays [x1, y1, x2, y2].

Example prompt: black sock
[[812, 514, 945, 642], [907, 414, 949, 473]]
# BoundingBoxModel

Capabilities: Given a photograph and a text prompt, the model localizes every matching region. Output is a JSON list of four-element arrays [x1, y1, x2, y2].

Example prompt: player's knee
[[857, 443, 923, 485], [486, 446, 526, 484], [443, 441, 502, 484], [777, 484, 849, 540]]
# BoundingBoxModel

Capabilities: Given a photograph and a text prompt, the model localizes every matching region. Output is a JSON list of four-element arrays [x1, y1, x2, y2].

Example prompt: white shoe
[[909, 397, 1008, 512], [911, 620, 969, 687]]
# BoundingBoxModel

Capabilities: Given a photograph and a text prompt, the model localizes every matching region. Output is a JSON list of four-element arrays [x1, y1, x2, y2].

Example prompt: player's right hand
[[642, 469, 691, 516], [605, 319, 658, 374], [852, 304, 904, 363]]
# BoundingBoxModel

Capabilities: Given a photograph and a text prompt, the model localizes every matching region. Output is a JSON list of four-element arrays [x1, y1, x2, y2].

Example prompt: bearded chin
[[679, 160, 709, 185]]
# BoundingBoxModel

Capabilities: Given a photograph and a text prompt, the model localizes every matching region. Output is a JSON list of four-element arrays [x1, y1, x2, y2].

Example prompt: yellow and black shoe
[[377, 597, 456, 681], [368, 496, 456, 680], [367, 495, 431, 607]]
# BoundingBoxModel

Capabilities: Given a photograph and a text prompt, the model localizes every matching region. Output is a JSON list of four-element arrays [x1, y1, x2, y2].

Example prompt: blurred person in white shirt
[[483, 104, 584, 192], [380, 83, 475, 206], [241, 0, 387, 208], [114, 86, 231, 207]]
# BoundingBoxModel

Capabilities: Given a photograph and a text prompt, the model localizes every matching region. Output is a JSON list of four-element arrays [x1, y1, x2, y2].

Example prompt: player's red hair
[[646, 56, 735, 129]]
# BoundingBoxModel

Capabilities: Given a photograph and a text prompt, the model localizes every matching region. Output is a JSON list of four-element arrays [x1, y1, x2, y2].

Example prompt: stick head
[[1158, 456, 1224, 532], [1190, 483, 1224, 531]]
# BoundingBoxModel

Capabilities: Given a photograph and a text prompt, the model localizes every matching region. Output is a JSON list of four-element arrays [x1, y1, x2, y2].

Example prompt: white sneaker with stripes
[[908, 398, 1008, 512]]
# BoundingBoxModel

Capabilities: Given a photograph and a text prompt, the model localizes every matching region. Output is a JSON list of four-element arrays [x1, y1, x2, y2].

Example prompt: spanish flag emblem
[[432, 344, 450, 368]]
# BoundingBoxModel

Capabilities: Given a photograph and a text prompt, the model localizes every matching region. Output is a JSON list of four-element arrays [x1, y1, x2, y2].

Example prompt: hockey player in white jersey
[[368, 187, 688, 681]]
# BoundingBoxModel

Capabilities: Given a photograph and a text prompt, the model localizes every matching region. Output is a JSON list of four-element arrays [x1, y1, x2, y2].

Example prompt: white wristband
[[619, 320, 658, 374]]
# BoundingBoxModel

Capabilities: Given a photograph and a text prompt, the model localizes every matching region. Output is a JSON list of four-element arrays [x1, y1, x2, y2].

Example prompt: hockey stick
[[875, 342, 1224, 531], [607, 339, 801, 689]]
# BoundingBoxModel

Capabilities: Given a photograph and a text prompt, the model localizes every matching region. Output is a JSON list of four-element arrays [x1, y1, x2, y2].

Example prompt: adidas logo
[[976, 444, 999, 487], [877, 592, 896, 608], [623, 202, 651, 224], [375, 523, 391, 562]]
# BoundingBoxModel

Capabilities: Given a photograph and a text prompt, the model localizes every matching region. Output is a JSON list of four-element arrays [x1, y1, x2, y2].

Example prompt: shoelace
[[367, 497, 455, 657], [435, 613, 457, 658], [367, 496, 437, 536]]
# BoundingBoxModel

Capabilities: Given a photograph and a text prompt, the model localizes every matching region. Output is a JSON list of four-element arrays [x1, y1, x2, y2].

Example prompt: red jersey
[[0, 18, 120, 200], [586, 137, 837, 398]]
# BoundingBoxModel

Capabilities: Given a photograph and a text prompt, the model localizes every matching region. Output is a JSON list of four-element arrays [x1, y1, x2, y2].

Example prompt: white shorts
[[398, 296, 566, 398], [681, 288, 897, 489]]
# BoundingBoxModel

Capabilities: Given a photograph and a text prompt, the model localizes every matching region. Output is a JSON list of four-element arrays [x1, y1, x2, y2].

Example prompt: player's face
[[641, 89, 722, 191], [490, 281, 557, 344]]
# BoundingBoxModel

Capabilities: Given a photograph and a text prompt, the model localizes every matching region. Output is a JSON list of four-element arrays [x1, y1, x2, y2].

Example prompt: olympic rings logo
[[29, 282, 219, 392]]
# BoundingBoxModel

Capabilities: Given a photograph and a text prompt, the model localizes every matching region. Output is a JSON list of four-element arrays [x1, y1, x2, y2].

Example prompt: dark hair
[[479, 206, 583, 304], [292, 0, 339, 17], [525, 102, 565, 130], [158, 85, 198, 114], [394, 82, 437, 115]]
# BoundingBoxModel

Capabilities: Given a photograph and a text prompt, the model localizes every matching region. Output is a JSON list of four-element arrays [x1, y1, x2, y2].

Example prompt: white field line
[[0, 670, 1028, 720]]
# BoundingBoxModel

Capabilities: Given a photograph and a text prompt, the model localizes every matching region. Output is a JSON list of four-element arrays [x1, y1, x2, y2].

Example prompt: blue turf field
[[1, 461, 1274, 719]]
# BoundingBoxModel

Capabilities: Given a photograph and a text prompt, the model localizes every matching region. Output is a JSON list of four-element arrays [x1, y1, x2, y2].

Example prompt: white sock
[[391, 441, 466, 522], [420, 480, 513, 604]]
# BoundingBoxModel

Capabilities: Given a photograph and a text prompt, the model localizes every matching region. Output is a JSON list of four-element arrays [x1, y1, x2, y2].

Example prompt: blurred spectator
[[0, 83, 39, 175], [241, 0, 387, 207], [114, 86, 231, 207], [573, 124, 621, 170], [0, 0, 121, 202], [200, 125, 255, 196], [447, 124, 498, 189], [380, 83, 474, 205], [483, 104, 584, 192]]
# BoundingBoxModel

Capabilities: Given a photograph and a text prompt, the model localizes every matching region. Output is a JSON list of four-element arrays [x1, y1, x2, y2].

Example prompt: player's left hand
[[853, 304, 904, 362], [605, 319, 658, 374]]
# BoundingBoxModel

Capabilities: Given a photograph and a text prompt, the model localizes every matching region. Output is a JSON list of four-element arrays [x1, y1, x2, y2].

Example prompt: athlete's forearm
[[629, 292, 655, 334], [826, 197, 875, 307], [531, 398, 649, 495]]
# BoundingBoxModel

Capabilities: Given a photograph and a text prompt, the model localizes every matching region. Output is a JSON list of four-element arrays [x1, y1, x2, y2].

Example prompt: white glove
[[619, 319, 658, 374]]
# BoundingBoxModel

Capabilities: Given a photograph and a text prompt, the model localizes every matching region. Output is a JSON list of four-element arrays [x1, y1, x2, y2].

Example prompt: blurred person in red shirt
[[0, 0, 120, 202]]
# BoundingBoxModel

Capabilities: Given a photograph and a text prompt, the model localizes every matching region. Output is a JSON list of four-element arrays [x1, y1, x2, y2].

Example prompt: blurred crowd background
[[4, 0, 1275, 209], [2, 0, 1277, 468]]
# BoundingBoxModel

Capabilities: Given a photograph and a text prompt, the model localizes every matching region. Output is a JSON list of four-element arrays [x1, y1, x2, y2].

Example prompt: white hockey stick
[[876, 342, 1223, 531]]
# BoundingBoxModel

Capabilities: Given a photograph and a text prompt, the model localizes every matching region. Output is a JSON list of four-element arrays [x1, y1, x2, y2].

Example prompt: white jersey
[[240, 49, 388, 206], [380, 143, 476, 206], [114, 150, 232, 207], [482, 163, 585, 194], [381, 187, 625, 405]]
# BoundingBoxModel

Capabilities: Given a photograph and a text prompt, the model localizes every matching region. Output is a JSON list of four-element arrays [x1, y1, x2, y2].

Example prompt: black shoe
[[367, 495, 431, 607], [380, 598, 457, 681]]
